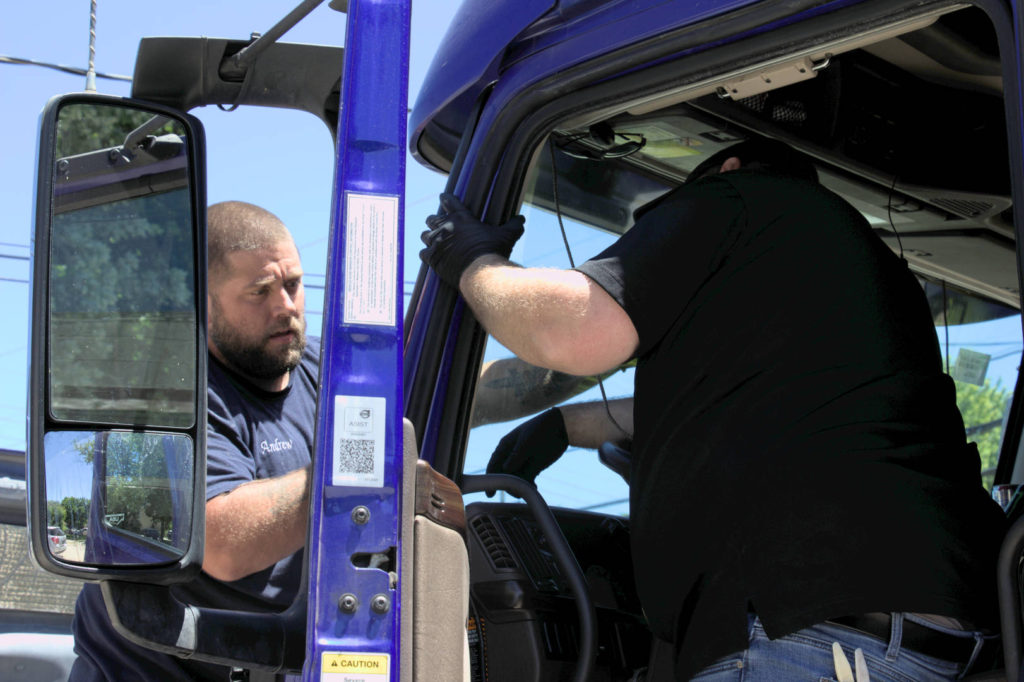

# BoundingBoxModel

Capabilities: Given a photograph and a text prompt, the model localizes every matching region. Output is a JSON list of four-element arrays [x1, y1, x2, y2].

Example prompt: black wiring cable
[[942, 279, 951, 376], [548, 139, 577, 270], [547, 138, 632, 442], [885, 173, 962, 378], [886, 173, 906, 261]]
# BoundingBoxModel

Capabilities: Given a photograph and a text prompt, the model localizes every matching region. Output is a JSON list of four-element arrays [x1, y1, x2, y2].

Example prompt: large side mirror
[[28, 93, 207, 583]]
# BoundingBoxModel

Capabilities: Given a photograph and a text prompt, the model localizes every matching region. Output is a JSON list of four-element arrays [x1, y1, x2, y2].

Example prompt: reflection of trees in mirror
[[60, 496, 91, 534], [72, 433, 185, 543], [56, 103, 183, 158], [49, 190, 196, 427], [46, 500, 66, 529], [51, 191, 193, 314]]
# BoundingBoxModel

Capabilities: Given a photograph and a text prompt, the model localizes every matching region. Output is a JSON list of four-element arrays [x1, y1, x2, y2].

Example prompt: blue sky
[[0, 0, 462, 453]]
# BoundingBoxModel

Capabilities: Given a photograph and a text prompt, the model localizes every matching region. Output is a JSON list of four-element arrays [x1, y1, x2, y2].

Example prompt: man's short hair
[[685, 138, 818, 185], [207, 201, 293, 280]]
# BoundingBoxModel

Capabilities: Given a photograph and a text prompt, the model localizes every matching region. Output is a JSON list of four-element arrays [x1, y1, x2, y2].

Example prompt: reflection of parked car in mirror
[[142, 529, 159, 540], [47, 526, 66, 554]]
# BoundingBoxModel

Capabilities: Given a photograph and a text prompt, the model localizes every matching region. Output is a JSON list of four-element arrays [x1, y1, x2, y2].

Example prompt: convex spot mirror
[[28, 94, 208, 584]]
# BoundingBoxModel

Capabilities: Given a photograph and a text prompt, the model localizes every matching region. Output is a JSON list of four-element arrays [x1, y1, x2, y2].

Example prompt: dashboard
[[465, 502, 651, 681]]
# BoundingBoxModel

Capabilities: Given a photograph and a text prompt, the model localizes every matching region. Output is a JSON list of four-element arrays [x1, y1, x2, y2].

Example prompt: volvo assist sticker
[[332, 395, 386, 488]]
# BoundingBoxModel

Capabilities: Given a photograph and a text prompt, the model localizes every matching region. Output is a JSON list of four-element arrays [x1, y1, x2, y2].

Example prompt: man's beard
[[210, 300, 307, 382]]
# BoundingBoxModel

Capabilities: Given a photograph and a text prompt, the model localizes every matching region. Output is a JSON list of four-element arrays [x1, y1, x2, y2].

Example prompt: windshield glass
[[927, 280, 1021, 488]]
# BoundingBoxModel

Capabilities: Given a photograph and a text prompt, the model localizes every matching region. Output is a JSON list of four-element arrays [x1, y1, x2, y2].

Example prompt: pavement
[[0, 524, 81, 615]]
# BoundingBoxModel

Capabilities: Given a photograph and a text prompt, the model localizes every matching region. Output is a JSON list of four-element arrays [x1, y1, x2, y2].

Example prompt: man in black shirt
[[422, 139, 1005, 680]]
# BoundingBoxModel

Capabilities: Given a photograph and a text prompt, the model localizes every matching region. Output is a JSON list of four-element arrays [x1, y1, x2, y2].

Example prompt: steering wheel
[[460, 473, 598, 682], [598, 440, 632, 484]]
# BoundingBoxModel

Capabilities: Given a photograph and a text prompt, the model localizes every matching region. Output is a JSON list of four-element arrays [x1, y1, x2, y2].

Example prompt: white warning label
[[343, 192, 399, 327]]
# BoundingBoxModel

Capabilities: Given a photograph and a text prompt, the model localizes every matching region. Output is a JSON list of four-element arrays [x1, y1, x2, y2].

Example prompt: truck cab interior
[[402, 1, 1024, 679]]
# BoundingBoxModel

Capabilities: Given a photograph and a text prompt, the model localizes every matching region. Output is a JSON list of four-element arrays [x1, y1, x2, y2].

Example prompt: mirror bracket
[[103, 581, 307, 672], [131, 38, 344, 136]]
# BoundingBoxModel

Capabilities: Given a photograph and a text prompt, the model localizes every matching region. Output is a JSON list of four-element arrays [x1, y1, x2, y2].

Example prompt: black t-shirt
[[70, 340, 319, 681], [577, 171, 1005, 679]]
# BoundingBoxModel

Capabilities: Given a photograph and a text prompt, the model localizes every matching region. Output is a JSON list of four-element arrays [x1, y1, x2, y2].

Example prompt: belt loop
[[886, 612, 903, 661], [955, 634, 985, 680]]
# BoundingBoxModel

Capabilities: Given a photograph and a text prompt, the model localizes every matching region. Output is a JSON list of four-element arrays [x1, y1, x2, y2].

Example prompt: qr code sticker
[[336, 438, 375, 475]]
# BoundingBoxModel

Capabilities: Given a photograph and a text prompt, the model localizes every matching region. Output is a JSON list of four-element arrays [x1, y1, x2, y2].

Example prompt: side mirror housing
[[28, 93, 208, 584]]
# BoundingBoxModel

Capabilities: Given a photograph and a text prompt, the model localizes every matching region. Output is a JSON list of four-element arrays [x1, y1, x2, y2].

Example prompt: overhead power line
[[0, 55, 131, 82]]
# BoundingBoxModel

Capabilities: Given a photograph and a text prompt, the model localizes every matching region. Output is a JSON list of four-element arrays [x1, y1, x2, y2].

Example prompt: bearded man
[[70, 201, 318, 681]]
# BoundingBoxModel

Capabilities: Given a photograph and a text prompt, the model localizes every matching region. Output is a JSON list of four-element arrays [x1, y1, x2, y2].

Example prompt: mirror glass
[[43, 430, 193, 565], [48, 102, 196, 428]]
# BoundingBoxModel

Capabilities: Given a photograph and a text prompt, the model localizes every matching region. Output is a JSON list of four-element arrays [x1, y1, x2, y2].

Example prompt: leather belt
[[827, 613, 978, 663]]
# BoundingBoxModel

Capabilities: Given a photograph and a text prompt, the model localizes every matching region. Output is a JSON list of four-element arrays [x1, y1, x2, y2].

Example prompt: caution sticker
[[322, 652, 389, 680]]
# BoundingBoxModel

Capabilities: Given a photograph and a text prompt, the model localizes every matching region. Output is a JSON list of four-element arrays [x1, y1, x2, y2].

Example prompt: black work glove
[[486, 408, 569, 495], [420, 193, 525, 288]]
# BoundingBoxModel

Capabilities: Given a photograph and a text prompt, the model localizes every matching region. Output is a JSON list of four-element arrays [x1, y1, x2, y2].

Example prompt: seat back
[[400, 418, 471, 682]]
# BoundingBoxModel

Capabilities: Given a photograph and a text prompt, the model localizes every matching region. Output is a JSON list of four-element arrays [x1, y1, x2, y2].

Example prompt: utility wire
[[0, 56, 131, 82]]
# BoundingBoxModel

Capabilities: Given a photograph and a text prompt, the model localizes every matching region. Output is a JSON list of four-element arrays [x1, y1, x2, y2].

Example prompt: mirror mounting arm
[[219, 0, 328, 81], [102, 581, 307, 672]]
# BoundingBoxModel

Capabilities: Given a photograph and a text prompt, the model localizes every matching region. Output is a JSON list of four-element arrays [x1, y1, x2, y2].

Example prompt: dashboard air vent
[[471, 515, 517, 570]]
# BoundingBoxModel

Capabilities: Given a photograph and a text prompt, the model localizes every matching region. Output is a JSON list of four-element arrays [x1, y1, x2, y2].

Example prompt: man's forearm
[[203, 465, 310, 582], [472, 358, 601, 427], [560, 398, 634, 449]]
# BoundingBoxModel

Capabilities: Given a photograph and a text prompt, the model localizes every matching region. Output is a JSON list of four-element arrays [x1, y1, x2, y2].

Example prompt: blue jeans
[[686, 613, 991, 681]]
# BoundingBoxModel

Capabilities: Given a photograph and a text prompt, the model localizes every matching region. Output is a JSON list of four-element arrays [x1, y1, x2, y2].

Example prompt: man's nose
[[273, 287, 299, 316]]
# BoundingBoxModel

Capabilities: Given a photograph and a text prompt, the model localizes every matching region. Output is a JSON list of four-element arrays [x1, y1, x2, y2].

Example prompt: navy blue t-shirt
[[200, 337, 319, 606], [69, 339, 319, 681]]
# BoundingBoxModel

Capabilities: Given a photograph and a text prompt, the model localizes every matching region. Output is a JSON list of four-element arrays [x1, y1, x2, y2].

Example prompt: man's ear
[[719, 156, 742, 173]]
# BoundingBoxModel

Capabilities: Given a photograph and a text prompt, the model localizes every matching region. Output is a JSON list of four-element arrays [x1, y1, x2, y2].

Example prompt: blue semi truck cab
[[23, 0, 1024, 680]]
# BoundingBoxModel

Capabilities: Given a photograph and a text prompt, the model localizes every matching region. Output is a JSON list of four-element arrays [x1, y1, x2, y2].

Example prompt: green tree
[[61, 496, 91, 532], [955, 378, 1011, 488], [46, 501, 66, 529]]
